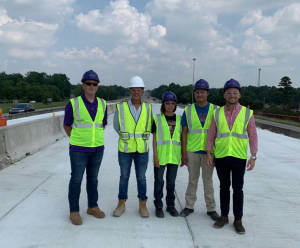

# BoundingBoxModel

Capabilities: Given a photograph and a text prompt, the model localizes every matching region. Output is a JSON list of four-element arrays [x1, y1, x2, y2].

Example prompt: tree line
[[151, 77, 300, 111], [0, 71, 129, 103]]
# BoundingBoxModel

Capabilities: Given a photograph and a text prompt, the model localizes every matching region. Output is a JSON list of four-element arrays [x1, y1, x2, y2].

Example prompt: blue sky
[[0, 0, 299, 89]]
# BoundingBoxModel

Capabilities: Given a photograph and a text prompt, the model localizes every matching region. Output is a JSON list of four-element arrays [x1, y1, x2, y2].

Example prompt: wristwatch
[[250, 156, 257, 160]]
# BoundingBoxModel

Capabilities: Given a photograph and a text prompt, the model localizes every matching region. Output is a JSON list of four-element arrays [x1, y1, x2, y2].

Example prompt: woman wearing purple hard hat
[[206, 78, 258, 234], [152, 91, 182, 218]]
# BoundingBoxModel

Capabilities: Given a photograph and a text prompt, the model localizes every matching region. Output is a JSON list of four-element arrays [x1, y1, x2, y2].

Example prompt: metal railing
[[254, 112, 300, 123]]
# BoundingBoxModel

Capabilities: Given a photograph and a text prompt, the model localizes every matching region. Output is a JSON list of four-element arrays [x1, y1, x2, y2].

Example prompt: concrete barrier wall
[[0, 104, 116, 171]]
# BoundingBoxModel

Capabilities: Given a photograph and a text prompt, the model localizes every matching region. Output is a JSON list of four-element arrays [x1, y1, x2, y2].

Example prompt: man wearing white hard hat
[[113, 76, 152, 218]]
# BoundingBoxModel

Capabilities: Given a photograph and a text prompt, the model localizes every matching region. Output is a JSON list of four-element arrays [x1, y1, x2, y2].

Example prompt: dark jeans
[[118, 151, 148, 201], [68, 150, 104, 213], [154, 164, 178, 209], [215, 156, 246, 220]]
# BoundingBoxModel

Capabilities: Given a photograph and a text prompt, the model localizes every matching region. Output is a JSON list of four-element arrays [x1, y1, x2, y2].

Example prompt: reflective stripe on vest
[[215, 107, 251, 139], [118, 102, 151, 153], [72, 97, 105, 128], [154, 114, 181, 165], [186, 103, 218, 153], [70, 96, 105, 147], [214, 106, 252, 159]]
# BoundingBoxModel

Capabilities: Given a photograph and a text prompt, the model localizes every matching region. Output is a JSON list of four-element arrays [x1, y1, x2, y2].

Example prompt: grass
[[255, 114, 300, 128], [0, 100, 69, 114]]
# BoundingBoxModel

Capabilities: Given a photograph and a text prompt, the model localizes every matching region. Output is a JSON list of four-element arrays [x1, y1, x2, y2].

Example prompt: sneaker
[[233, 220, 245, 234], [155, 208, 164, 218], [207, 211, 220, 221], [70, 212, 82, 225], [213, 215, 229, 229], [113, 199, 126, 217], [87, 207, 105, 218], [166, 207, 179, 217], [139, 199, 149, 218], [179, 208, 194, 217]]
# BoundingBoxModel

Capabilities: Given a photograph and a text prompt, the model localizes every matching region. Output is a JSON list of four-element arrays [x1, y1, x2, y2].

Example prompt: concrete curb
[[255, 118, 300, 140], [0, 104, 116, 171]]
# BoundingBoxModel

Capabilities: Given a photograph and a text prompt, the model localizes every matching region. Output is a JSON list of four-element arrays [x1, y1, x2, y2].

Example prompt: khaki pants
[[185, 152, 216, 212]]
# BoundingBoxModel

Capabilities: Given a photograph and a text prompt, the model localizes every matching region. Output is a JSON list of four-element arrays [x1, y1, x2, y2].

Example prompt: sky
[[0, 0, 299, 90]]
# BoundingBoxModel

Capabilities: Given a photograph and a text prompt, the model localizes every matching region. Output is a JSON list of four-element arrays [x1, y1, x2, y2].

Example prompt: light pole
[[258, 68, 261, 87], [192, 58, 196, 103]]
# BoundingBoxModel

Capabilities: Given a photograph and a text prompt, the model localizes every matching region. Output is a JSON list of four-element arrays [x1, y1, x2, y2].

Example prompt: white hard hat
[[128, 76, 145, 88]]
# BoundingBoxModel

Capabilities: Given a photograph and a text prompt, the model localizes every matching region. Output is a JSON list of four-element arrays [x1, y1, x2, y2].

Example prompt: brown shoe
[[233, 220, 245, 234], [87, 207, 105, 218], [113, 199, 126, 217], [70, 212, 82, 225], [139, 199, 149, 218], [213, 215, 229, 229]]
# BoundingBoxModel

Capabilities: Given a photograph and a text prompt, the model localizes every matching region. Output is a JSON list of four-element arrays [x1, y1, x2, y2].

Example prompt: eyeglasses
[[84, 82, 99, 87], [164, 102, 176, 106], [194, 91, 207, 95], [130, 89, 143, 93], [225, 92, 239, 96]]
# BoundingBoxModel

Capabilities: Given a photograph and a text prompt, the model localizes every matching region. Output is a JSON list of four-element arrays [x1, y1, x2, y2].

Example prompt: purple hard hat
[[194, 79, 209, 91], [81, 70, 100, 83], [223, 78, 241, 91], [162, 91, 177, 102]]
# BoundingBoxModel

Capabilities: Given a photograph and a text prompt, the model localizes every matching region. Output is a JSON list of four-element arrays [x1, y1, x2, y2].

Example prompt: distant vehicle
[[29, 100, 36, 103], [0, 100, 9, 104], [9, 103, 35, 115]]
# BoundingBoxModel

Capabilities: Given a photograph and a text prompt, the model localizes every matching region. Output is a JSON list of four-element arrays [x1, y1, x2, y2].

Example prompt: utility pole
[[258, 68, 261, 87], [192, 58, 196, 103]]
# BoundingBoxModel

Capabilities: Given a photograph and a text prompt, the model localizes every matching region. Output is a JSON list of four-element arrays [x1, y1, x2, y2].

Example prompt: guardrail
[[254, 112, 300, 123]]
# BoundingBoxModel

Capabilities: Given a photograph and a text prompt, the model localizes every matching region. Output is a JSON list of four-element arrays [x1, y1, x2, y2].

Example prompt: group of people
[[63, 70, 258, 235]]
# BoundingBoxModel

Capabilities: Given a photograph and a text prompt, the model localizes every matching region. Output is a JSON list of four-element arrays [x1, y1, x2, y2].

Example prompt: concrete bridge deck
[[0, 104, 299, 248]]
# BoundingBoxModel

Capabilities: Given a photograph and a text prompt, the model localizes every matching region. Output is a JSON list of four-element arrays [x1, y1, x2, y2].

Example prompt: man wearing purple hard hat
[[63, 70, 107, 225], [180, 79, 220, 221], [206, 78, 258, 234]]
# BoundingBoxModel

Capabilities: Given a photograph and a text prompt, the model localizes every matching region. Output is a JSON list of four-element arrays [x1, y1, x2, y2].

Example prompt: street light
[[258, 68, 261, 87], [192, 58, 196, 103]]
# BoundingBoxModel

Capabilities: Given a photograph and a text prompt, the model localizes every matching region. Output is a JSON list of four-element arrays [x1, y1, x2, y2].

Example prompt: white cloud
[[8, 48, 45, 59], [1, 0, 75, 23], [238, 9, 262, 26], [0, 8, 59, 48], [0, 7, 12, 25], [242, 35, 273, 56], [42, 60, 58, 68], [53, 47, 107, 60], [75, 0, 166, 44]]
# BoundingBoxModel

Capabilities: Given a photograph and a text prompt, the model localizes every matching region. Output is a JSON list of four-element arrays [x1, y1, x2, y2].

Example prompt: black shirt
[[152, 114, 177, 138]]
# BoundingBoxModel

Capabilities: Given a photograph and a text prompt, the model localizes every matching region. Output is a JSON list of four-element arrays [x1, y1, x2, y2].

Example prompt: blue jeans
[[118, 151, 148, 201], [68, 150, 104, 212], [154, 164, 178, 209], [215, 156, 246, 220]]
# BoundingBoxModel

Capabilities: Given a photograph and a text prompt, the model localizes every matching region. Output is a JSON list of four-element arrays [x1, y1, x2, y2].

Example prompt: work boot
[[233, 220, 246, 234], [207, 211, 220, 221], [87, 207, 105, 218], [139, 199, 149, 218], [113, 199, 126, 217], [213, 215, 229, 229], [180, 208, 194, 217], [155, 208, 164, 218], [70, 212, 82, 225], [166, 207, 179, 217]]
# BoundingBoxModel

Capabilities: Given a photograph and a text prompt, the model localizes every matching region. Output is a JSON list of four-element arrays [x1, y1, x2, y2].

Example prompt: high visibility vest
[[185, 103, 219, 153], [117, 102, 152, 153], [214, 106, 253, 159], [153, 114, 181, 166], [70, 96, 106, 147]]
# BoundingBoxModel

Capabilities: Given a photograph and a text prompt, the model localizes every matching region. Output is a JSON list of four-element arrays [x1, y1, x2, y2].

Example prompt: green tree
[[278, 76, 295, 108], [252, 100, 264, 109]]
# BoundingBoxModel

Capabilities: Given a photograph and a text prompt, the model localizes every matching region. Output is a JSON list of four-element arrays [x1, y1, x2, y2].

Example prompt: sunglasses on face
[[164, 102, 176, 106], [84, 82, 99, 87]]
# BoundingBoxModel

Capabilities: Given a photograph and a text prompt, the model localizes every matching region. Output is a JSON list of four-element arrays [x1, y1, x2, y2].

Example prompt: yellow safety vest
[[153, 114, 181, 166], [214, 106, 253, 159], [70, 96, 106, 147], [117, 102, 152, 153], [185, 103, 219, 153]]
